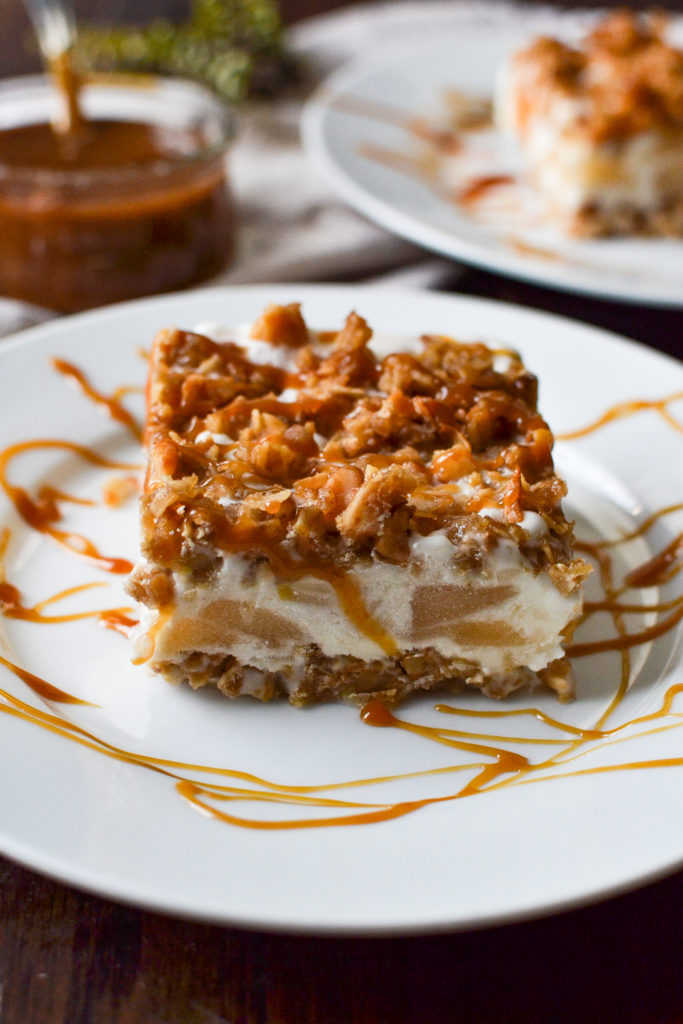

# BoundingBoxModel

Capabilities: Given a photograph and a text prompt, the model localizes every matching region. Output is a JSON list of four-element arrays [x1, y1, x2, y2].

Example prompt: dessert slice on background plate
[[127, 302, 589, 706], [496, 10, 683, 237]]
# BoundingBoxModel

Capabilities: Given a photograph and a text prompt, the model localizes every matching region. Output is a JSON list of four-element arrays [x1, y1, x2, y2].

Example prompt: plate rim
[[3, 279, 681, 370]]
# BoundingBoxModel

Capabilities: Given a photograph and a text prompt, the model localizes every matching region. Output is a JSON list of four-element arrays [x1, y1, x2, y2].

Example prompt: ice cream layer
[[134, 522, 581, 687]]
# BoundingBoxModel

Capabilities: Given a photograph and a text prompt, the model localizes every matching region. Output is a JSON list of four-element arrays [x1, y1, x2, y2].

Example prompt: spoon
[[23, 0, 84, 136]]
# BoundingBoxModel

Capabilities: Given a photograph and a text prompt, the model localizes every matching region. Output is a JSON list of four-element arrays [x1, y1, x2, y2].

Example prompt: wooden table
[[2, 2, 683, 1022]]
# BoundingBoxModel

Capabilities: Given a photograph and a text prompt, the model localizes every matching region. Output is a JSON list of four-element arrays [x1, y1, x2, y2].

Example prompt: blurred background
[[4, 0, 683, 81], [2, 0, 324, 78]]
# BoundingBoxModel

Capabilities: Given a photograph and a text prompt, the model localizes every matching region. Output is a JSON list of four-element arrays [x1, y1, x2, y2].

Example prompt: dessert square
[[127, 302, 589, 706], [496, 11, 683, 237]]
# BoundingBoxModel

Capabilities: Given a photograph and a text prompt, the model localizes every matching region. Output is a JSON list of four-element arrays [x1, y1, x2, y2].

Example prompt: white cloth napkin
[[0, 0, 597, 338]]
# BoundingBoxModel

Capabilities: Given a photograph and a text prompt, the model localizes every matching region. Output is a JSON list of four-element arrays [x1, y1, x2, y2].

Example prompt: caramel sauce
[[568, 599, 683, 658], [594, 502, 683, 549], [37, 484, 95, 509], [408, 119, 463, 154], [1, 576, 105, 624], [507, 237, 561, 262], [0, 438, 137, 574], [0, 572, 134, 630], [360, 140, 518, 214], [99, 609, 139, 638], [557, 393, 683, 441], [568, 524, 683, 662], [328, 92, 414, 129], [0, 655, 92, 705], [51, 358, 142, 440], [625, 532, 683, 588], [458, 175, 515, 205], [356, 141, 437, 182], [184, 533, 398, 657], [0, 69, 235, 311], [131, 604, 171, 665], [324, 573, 398, 656], [362, 699, 530, 799], [0, 525, 136, 640], [0, 120, 189, 172], [49, 51, 85, 139], [2, 641, 683, 829], [345, 93, 520, 215]]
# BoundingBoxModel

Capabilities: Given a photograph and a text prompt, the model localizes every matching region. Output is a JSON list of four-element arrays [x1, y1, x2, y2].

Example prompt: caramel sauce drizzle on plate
[[0, 438, 138, 573], [51, 358, 143, 441], [457, 175, 516, 205], [0, 360, 682, 829], [557, 393, 683, 441], [0, 353, 142, 573], [0, 526, 135, 631], [341, 93, 519, 216]]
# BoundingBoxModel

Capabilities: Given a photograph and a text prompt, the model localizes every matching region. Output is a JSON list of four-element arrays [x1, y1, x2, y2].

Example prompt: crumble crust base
[[151, 645, 575, 707], [570, 196, 683, 239]]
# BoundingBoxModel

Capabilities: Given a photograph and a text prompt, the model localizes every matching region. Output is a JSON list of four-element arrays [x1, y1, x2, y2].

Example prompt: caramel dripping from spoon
[[23, 0, 85, 141]]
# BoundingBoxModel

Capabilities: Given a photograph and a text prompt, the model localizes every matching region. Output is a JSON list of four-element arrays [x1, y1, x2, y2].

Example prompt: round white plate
[[301, 27, 683, 307], [1, 284, 682, 934]]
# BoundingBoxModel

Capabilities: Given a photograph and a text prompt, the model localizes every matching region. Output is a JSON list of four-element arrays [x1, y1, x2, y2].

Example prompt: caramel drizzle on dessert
[[0, 357, 682, 829], [138, 318, 564, 655], [569, 536, 683, 655], [331, 91, 492, 144], [357, 140, 517, 217]]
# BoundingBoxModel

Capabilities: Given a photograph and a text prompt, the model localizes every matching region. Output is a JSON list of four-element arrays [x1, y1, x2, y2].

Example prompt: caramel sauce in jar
[[0, 75, 237, 312]]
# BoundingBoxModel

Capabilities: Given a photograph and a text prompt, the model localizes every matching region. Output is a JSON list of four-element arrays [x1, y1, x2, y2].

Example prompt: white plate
[[301, 27, 683, 307], [1, 284, 682, 934]]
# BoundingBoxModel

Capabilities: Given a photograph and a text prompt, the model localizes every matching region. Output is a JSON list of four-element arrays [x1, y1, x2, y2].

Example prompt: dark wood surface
[[1, 2, 683, 1023], [3, 854, 683, 1023]]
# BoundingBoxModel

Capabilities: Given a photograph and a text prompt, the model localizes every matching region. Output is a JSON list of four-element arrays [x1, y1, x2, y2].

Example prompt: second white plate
[[302, 25, 683, 307]]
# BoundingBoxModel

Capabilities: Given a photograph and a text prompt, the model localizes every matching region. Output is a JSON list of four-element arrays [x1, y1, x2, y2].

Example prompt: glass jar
[[0, 74, 237, 312]]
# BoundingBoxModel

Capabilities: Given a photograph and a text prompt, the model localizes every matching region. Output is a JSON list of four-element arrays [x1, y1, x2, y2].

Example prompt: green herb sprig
[[74, 0, 297, 104]]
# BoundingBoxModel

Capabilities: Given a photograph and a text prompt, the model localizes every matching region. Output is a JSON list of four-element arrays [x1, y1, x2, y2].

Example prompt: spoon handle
[[23, 0, 83, 137], [23, 0, 76, 59]]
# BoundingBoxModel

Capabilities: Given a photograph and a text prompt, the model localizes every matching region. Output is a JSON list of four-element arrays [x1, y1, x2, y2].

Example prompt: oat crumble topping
[[129, 303, 583, 610]]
